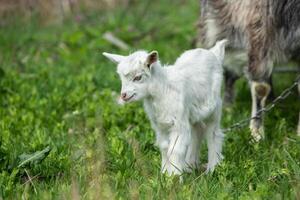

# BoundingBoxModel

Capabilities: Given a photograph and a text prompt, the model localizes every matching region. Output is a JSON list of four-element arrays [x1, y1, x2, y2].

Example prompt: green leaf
[[18, 146, 51, 168]]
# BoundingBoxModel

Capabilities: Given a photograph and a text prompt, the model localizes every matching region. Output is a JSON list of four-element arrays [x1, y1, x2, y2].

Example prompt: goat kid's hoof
[[203, 163, 217, 174], [204, 167, 215, 174], [204, 169, 213, 174], [162, 164, 183, 176]]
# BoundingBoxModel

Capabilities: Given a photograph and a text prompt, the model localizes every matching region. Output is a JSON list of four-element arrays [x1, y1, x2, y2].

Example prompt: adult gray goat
[[197, 0, 300, 141]]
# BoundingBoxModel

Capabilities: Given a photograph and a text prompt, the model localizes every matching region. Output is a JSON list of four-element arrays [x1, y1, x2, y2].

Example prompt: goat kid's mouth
[[122, 93, 136, 102]]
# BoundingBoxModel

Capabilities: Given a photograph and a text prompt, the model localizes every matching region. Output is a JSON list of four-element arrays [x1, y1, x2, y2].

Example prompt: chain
[[222, 75, 300, 133]]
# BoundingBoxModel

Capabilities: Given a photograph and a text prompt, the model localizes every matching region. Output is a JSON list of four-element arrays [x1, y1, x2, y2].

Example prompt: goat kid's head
[[103, 50, 159, 104]]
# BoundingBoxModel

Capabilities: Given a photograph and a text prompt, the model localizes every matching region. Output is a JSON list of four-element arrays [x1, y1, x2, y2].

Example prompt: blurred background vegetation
[[0, 0, 299, 199], [0, 0, 126, 25]]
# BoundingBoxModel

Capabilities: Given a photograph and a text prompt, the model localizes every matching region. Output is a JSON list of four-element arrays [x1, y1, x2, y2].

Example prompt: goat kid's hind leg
[[206, 102, 224, 173], [206, 124, 224, 173], [185, 123, 203, 171]]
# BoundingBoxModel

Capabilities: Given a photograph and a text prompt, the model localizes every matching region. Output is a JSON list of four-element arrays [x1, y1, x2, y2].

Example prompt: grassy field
[[1, 0, 300, 199]]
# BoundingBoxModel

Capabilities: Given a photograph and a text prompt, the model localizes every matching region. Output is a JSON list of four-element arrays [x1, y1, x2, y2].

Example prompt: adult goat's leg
[[267, 75, 275, 100], [223, 49, 248, 104], [249, 80, 271, 141], [224, 69, 240, 104], [247, 31, 272, 141], [298, 112, 300, 136]]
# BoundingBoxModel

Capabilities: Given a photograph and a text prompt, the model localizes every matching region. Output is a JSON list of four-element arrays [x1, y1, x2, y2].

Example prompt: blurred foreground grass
[[0, 0, 300, 199]]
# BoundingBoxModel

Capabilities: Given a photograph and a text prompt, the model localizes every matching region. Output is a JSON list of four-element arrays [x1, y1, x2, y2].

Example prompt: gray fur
[[198, 0, 300, 140]]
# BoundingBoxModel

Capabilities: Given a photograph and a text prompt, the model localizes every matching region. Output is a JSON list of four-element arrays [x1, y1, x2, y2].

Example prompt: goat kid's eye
[[133, 75, 142, 82]]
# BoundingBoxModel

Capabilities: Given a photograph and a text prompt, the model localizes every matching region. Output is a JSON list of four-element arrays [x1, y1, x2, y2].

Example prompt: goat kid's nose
[[121, 93, 127, 99]]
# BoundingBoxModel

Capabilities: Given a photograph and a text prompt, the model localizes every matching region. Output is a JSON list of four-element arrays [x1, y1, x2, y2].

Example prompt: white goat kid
[[103, 40, 227, 175]]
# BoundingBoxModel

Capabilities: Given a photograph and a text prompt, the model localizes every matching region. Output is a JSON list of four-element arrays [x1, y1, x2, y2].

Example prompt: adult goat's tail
[[210, 39, 228, 64]]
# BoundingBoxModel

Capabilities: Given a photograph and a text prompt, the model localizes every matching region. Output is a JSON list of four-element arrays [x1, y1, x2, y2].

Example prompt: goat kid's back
[[170, 39, 227, 100]]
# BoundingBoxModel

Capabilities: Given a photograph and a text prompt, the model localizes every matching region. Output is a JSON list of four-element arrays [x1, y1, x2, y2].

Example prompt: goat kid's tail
[[209, 39, 228, 64]]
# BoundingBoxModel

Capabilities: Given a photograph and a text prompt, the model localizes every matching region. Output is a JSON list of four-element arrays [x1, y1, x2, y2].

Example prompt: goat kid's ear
[[103, 52, 125, 64], [146, 51, 159, 68]]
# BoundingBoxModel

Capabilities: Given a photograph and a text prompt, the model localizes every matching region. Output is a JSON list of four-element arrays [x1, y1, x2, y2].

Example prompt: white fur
[[103, 40, 227, 175]]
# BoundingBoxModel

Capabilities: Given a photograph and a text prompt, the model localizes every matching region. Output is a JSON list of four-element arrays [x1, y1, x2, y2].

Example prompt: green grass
[[0, 0, 300, 199]]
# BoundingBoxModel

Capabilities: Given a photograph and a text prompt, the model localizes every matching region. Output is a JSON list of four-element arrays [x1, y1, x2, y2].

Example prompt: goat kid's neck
[[146, 65, 171, 101]]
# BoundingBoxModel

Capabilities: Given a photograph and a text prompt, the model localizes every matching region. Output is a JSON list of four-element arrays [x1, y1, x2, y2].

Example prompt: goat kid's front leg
[[164, 125, 190, 175], [156, 133, 170, 173]]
